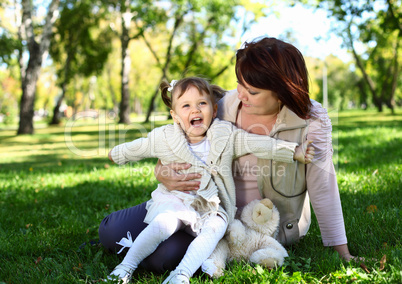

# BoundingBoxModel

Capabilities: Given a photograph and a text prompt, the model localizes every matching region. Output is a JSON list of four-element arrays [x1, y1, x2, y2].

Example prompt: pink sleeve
[[306, 103, 348, 246]]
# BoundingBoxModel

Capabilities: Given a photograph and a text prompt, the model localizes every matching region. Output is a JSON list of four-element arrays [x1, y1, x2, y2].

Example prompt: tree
[[17, 0, 60, 134], [107, 0, 166, 124], [49, 0, 113, 125], [303, 0, 401, 112], [141, 0, 267, 122], [306, 55, 360, 110]]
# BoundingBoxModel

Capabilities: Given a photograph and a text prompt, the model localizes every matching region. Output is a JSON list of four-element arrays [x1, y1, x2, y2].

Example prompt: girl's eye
[[199, 101, 207, 105], [183, 104, 189, 108]]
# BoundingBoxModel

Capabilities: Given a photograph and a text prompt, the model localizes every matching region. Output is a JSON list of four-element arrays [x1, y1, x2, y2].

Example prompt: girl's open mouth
[[191, 117, 203, 126]]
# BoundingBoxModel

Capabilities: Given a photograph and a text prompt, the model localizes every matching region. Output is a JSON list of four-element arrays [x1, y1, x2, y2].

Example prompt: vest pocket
[[260, 159, 306, 198]]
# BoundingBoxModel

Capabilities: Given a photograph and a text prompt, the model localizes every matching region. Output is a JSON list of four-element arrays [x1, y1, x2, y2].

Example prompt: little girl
[[107, 77, 314, 284]]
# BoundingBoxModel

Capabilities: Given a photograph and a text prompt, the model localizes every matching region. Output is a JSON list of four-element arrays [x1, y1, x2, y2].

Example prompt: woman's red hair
[[236, 37, 312, 119]]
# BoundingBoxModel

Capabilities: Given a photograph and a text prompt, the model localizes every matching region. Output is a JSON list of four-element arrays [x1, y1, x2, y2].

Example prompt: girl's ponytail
[[210, 84, 226, 103], [160, 80, 172, 109]]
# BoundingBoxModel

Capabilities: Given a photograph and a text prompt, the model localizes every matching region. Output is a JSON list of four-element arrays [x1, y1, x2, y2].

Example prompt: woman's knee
[[98, 202, 148, 252]]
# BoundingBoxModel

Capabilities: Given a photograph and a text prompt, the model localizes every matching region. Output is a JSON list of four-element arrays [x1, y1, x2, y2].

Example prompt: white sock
[[174, 216, 227, 277], [121, 213, 183, 270]]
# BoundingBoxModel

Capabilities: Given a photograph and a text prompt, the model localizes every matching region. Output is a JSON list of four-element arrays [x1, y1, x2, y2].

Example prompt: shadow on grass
[[0, 154, 158, 175], [336, 118, 402, 129], [0, 178, 145, 282], [1, 175, 157, 246]]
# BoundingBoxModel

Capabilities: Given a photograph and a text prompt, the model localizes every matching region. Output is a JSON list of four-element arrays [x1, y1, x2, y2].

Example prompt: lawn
[[0, 109, 401, 283]]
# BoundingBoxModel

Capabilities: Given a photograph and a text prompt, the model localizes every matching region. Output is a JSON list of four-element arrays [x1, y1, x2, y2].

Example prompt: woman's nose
[[237, 84, 247, 101]]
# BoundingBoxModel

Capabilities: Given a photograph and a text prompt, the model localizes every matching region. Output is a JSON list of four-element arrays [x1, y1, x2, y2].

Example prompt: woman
[[99, 37, 355, 273]]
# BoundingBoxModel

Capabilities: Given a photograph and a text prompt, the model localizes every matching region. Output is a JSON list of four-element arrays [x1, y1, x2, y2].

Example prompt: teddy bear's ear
[[260, 198, 273, 209], [252, 203, 273, 225]]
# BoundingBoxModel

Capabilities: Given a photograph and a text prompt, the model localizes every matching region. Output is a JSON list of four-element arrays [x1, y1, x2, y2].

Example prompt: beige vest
[[217, 90, 311, 245]]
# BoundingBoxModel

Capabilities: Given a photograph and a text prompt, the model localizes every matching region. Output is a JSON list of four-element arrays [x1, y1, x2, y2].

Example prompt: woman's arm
[[154, 160, 201, 191], [306, 104, 357, 260]]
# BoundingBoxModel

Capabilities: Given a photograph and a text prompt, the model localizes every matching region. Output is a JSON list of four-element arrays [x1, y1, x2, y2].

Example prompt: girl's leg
[[117, 213, 184, 271], [98, 202, 195, 273], [165, 215, 227, 282]]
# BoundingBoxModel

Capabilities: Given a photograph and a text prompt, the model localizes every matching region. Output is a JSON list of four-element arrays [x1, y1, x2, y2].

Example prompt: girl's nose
[[191, 106, 201, 113]]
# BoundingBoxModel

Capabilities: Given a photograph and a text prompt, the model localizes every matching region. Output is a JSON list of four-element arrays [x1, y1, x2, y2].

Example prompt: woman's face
[[237, 80, 280, 116]]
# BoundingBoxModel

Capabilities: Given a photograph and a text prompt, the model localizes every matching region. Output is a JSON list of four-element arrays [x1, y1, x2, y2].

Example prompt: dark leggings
[[98, 202, 195, 273]]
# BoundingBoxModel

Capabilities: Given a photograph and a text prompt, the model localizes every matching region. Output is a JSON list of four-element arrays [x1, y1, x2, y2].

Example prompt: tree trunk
[[118, 1, 132, 124], [50, 51, 72, 125], [50, 93, 64, 125], [107, 64, 119, 116], [144, 14, 184, 123], [17, 0, 60, 134], [145, 74, 166, 122], [346, 23, 383, 112], [18, 46, 41, 134], [356, 80, 368, 109], [385, 40, 399, 114]]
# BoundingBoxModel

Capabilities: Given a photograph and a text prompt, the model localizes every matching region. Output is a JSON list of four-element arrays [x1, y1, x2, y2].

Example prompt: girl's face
[[237, 81, 280, 116], [170, 85, 217, 144]]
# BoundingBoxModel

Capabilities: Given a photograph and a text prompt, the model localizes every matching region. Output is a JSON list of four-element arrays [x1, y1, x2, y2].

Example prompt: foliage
[[0, 110, 401, 283], [1, 0, 401, 131], [50, 0, 114, 83], [301, 0, 402, 112], [0, 31, 22, 65], [307, 55, 361, 110], [0, 67, 20, 120]]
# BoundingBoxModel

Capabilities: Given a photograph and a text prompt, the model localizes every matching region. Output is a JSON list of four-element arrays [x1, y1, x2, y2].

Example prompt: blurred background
[[0, 0, 400, 135]]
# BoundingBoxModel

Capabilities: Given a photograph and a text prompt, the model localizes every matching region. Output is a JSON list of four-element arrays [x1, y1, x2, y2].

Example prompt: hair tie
[[167, 80, 178, 92]]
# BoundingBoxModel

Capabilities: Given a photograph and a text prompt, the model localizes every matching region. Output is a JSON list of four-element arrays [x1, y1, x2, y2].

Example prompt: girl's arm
[[109, 128, 162, 165], [232, 128, 314, 164], [108, 150, 114, 162]]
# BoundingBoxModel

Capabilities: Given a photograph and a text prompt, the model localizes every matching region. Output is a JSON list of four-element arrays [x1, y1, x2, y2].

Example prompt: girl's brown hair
[[160, 77, 225, 109], [236, 37, 312, 119]]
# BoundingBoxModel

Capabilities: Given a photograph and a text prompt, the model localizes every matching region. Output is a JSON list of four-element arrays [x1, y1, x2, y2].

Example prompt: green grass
[[0, 109, 401, 283]]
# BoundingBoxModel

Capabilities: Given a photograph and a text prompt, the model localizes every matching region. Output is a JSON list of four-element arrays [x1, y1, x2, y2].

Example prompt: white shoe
[[162, 270, 190, 284], [106, 263, 135, 283]]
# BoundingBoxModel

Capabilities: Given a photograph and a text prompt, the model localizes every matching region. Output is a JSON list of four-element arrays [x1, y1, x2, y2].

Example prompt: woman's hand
[[334, 244, 362, 262], [294, 140, 315, 164], [154, 160, 201, 191]]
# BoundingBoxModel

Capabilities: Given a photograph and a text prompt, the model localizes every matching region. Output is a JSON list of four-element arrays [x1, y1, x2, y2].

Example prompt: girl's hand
[[294, 140, 315, 164], [108, 150, 114, 163], [154, 160, 201, 191]]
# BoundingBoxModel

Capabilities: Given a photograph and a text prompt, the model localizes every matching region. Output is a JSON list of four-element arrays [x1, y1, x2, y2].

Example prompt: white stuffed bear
[[202, 198, 288, 278]]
